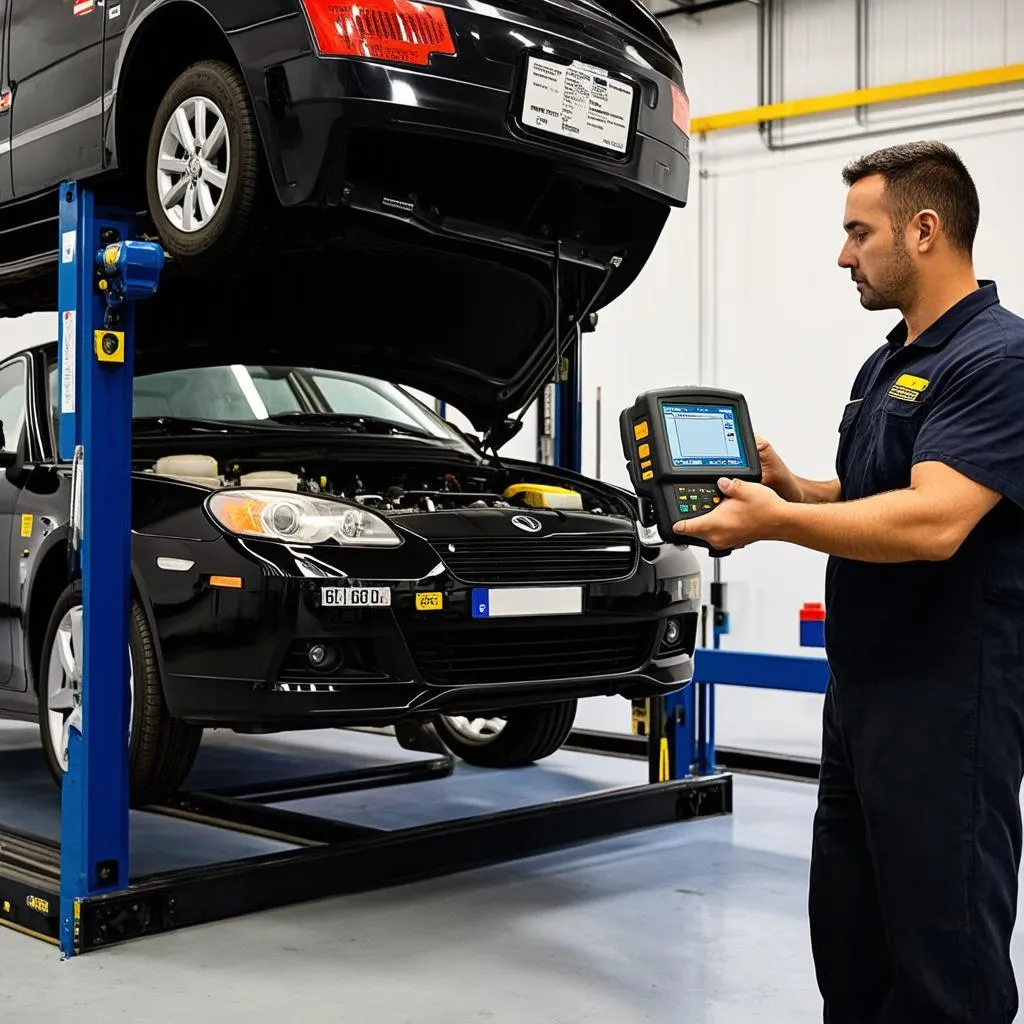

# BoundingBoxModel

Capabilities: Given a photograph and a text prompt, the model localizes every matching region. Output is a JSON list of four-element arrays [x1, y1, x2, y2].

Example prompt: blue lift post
[[56, 182, 165, 957]]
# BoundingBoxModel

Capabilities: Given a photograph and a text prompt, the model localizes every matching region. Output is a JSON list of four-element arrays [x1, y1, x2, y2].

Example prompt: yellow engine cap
[[503, 483, 584, 510]]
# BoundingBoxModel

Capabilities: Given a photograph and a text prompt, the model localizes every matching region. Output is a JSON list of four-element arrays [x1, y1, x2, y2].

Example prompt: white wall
[[574, 0, 1024, 747], [0, 313, 53, 362]]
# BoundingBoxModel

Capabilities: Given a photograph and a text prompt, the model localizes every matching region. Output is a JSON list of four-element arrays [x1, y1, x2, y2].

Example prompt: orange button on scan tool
[[634, 421, 649, 441], [638, 443, 650, 458]]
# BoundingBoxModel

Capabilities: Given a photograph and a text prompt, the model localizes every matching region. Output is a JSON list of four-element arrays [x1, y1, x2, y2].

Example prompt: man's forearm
[[771, 487, 960, 562], [793, 476, 843, 504]]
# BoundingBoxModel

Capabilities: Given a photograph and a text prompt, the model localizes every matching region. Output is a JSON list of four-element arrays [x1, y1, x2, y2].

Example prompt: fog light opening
[[658, 617, 685, 656], [307, 642, 341, 672]]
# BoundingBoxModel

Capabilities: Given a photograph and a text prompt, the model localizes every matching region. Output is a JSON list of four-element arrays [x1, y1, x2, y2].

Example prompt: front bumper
[[237, 0, 690, 211], [140, 533, 699, 729]]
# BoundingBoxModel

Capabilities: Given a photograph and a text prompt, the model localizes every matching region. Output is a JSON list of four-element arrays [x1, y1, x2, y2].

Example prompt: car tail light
[[300, 0, 456, 67], [671, 83, 690, 137]]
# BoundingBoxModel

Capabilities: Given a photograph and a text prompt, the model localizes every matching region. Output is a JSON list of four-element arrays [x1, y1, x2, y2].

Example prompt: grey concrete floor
[[0, 722, 1019, 1023]]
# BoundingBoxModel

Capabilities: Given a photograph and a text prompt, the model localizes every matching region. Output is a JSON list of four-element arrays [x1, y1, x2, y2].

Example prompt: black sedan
[[0, 0, 691, 325], [0, 341, 701, 802]]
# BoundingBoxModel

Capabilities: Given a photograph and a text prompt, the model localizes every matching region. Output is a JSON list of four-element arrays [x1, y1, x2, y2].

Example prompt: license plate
[[321, 587, 391, 608], [471, 587, 582, 619], [520, 55, 636, 154]]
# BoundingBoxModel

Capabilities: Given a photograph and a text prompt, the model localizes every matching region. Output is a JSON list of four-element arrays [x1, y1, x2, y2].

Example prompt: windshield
[[46, 363, 467, 443]]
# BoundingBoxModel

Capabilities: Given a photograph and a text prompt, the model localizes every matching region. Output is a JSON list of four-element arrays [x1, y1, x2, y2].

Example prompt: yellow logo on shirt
[[888, 373, 930, 402]]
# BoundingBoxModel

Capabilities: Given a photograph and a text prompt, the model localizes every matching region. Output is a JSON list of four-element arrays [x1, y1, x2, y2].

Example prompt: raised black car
[[0, 0, 690, 325], [0, 341, 701, 801]]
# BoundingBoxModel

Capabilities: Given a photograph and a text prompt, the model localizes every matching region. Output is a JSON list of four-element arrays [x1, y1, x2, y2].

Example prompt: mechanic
[[675, 140, 1024, 1023]]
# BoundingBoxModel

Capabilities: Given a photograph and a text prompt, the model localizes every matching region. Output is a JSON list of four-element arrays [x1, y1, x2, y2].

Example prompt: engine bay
[[139, 451, 639, 521]]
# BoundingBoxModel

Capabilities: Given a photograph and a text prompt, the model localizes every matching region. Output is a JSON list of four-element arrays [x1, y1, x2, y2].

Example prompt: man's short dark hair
[[842, 141, 979, 254]]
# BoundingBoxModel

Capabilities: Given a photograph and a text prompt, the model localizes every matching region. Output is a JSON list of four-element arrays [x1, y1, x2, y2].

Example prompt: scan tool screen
[[659, 402, 749, 470]]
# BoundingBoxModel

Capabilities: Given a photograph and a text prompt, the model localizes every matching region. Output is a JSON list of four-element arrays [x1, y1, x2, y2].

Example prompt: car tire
[[433, 701, 577, 768], [144, 59, 261, 262], [37, 582, 202, 805]]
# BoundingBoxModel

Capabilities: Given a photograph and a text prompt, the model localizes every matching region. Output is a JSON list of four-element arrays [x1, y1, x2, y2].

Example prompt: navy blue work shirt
[[824, 281, 1024, 684]]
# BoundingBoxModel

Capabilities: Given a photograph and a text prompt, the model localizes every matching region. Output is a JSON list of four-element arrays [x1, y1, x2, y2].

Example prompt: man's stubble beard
[[859, 234, 916, 312]]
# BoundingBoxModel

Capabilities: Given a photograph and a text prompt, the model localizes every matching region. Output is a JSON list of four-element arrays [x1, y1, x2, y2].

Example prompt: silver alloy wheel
[[155, 95, 230, 233], [45, 605, 134, 773], [441, 715, 507, 743]]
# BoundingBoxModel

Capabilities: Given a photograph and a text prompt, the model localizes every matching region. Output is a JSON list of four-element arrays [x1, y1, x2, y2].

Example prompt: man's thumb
[[719, 477, 740, 495]]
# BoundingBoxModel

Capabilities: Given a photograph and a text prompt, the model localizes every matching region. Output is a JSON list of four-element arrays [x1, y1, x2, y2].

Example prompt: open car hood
[[134, 185, 673, 447]]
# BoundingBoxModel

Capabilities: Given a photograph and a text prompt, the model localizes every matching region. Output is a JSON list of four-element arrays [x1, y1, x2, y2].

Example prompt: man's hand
[[756, 436, 804, 503], [672, 477, 788, 550], [757, 436, 842, 505]]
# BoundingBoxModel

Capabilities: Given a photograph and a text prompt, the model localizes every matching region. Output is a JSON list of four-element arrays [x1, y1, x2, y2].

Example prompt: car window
[[47, 361, 464, 443], [308, 372, 446, 435], [0, 361, 27, 454]]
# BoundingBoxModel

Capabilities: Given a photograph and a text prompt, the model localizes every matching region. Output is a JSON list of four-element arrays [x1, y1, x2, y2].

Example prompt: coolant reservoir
[[503, 483, 583, 510]]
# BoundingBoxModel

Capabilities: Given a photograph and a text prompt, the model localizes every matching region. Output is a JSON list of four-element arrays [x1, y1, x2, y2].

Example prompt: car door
[[7, 0, 105, 199], [0, 356, 28, 687]]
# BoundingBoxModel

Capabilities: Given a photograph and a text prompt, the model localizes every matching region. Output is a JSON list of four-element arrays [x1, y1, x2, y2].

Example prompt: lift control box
[[619, 387, 761, 556]]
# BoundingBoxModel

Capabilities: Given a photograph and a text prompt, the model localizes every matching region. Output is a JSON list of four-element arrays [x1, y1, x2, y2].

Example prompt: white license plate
[[520, 55, 636, 154], [321, 587, 391, 608], [472, 587, 582, 619]]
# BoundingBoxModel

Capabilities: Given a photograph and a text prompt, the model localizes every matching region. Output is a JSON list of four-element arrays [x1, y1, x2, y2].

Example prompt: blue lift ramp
[[0, 184, 732, 958]]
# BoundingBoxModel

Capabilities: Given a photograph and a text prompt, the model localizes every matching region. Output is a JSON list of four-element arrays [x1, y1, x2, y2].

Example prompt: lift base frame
[[1, 744, 731, 954]]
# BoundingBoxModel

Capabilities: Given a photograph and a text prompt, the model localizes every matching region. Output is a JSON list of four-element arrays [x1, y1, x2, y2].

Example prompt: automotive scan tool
[[620, 388, 761, 557]]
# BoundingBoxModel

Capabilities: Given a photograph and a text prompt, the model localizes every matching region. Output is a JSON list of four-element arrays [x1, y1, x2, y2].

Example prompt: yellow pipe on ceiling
[[690, 63, 1024, 135]]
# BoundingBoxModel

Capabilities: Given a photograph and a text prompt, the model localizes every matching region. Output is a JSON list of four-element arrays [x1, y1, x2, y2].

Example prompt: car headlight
[[207, 490, 403, 547]]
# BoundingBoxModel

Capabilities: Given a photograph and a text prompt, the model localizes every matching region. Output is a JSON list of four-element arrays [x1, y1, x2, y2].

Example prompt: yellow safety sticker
[[659, 738, 670, 782], [19, 514, 32, 538], [415, 592, 443, 611], [94, 329, 125, 363], [631, 699, 649, 736]]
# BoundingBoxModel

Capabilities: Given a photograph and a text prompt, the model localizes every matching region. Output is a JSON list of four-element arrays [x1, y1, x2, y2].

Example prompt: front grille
[[408, 621, 657, 685], [439, 533, 638, 585]]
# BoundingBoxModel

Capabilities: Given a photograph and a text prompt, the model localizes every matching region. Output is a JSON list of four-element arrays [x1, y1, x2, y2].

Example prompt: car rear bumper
[[242, 0, 690, 212]]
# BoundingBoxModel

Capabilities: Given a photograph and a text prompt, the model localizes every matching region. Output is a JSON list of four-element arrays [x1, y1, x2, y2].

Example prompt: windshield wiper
[[132, 416, 292, 435], [264, 412, 432, 439]]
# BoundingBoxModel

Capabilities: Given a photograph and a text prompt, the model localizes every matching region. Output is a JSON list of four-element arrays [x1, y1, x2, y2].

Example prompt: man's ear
[[914, 209, 941, 252]]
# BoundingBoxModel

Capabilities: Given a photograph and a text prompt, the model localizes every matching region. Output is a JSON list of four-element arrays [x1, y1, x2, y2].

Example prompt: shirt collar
[[886, 280, 1000, 352]]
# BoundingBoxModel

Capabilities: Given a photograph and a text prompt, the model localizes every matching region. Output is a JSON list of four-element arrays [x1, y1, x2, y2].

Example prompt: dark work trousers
[[808, 640, 1024, 1024]]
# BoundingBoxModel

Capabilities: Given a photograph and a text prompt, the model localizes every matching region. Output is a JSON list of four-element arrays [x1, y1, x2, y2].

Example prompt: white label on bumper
[[321, 587, 391, 608], [520, 56, 635, 154], [472, 587, 582, 618]]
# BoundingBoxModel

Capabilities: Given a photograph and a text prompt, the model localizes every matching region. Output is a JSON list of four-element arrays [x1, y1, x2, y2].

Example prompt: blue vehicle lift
[[0, 187, 734, 958]]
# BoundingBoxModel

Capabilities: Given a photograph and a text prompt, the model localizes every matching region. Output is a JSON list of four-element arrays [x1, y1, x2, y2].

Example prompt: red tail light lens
[[671, 83, 690, 137], [300, 0, 456, 67]]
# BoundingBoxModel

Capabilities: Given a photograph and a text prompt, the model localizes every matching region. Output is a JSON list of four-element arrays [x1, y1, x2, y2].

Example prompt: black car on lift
[[0, 340, 701, 802], [0, 0, 690, 328]]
